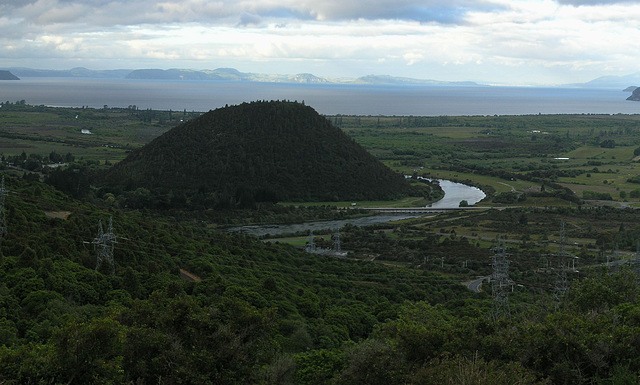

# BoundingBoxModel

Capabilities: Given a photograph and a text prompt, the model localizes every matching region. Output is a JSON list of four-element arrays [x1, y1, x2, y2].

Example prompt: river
[[428, 179, 486, 208], [228, 179, 486, 236]]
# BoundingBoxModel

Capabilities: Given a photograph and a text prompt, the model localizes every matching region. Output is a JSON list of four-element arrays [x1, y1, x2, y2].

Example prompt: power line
[[109, 234, 468, 289], [3, 186, 491, 289]]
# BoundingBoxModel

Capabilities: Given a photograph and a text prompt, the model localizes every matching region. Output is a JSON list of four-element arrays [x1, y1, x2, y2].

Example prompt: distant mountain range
[[569, 72, 640, 89], [4, 67, 131, 79], [2, 67, 480, 87], [3, 66, 640, 89]]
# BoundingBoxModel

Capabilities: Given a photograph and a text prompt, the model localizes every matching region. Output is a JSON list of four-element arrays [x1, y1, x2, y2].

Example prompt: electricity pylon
[[333, 231, 341, 253], [305, 230, 316, 252], [490, 239, 513, 320], [94, 216, 116, 273], [552, 221, 577, 309], [632, 241, 640, 279], [0, 176, 7, 238]]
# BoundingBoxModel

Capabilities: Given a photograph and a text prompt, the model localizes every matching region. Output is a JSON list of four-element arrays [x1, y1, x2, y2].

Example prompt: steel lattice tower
[[552, 222, 577, 309], [0, 176, 7, 238], [333, 231, 341, 253], [608, 243, 621, 274], [490, 239, 513, 320], [633, 241, 640, 279], [305, 231, 316, 252], [94, 216, 116, 273]]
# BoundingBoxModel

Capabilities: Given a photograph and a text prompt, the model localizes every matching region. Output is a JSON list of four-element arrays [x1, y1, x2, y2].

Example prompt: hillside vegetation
[[0, 176, 477, 384], [102, 101, 416, 206], [6, 104, 640, 383], [4, 175, 640, 384]]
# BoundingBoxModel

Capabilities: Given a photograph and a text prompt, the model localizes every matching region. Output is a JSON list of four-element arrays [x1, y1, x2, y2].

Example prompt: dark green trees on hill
[[102, 101, 411, 207]]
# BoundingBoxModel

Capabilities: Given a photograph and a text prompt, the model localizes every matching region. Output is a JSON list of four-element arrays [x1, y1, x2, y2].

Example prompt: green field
[[334, 114, 640, 206], [0, 104, 199, 162]]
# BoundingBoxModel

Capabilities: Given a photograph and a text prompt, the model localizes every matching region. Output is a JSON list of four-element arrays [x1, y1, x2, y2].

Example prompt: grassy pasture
[[565, 145, 633, 159], [0, 104, 184, 161], [336, 114, 640, 205]]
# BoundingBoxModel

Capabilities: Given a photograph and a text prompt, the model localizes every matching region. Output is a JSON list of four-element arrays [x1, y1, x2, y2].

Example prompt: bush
[[492, 192, 519, 204], [582, 191, 612, 200]]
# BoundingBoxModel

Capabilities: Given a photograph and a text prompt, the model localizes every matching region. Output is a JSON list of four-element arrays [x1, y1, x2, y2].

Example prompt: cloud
[[2, 0, 504, 28], [237, 13, 262, 26], [0, 0, 38, 7], [2, 0, 640, 85], [19, 0, 89, 24], [555, 0, 640, 4], [312, 0, 502, 24]]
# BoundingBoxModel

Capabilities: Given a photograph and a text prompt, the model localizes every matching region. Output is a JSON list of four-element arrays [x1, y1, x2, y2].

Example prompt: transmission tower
[[333, 231, 341, 253], [305, 230, 316, 253], [93, 216, 116, 273], [490, 239, 513, 320], [632, 240, 640, 279], [552, 222, 577, 309], [608, 243, 621, 274], [0, 176, 7, 238]]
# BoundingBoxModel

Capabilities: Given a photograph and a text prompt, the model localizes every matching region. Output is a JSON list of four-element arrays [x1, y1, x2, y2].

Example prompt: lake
[[1, 78, 639, 116]]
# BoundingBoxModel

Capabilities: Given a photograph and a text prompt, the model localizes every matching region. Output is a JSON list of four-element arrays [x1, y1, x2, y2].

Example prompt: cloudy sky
[[1, 0, 640, 85]]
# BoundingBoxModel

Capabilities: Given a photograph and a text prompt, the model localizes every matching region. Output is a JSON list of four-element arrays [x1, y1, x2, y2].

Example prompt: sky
[[1, 0, 640, 85]]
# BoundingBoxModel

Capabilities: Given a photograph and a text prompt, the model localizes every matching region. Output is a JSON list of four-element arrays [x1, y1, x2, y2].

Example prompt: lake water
[[1, 78, 639, 116], [229, 179, 484, 236]]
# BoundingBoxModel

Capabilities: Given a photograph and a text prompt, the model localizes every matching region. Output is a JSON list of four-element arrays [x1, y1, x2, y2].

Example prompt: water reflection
[[228, 179, 486, 237], [429, 179, 486, 208]]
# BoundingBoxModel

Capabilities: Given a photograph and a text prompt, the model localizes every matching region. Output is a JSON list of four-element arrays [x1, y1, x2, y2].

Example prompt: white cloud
[[555, 0, 640, 5], [1, 0, 640, 84], [3, 0, 504, 27]]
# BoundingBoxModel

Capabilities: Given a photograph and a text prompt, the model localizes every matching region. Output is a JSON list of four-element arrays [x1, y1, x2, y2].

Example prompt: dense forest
[[101, 101, 427, 207], [0, 176, 476, 384], [2, 176, 640, 384]]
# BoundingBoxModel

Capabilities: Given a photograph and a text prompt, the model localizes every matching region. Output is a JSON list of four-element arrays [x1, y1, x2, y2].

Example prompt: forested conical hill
[[102, 101, 411, 204]]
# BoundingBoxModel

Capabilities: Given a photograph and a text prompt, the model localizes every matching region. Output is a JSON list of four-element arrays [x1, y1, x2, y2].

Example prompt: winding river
[[428, 179, 486, 208], [229, 180, 486, 236]]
